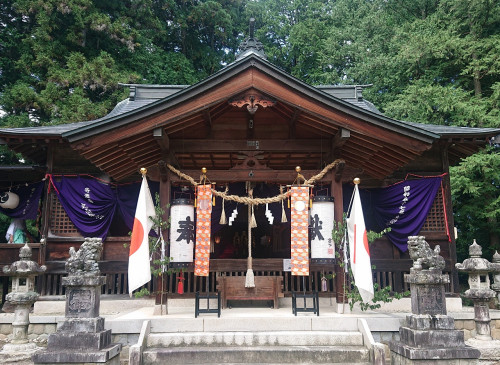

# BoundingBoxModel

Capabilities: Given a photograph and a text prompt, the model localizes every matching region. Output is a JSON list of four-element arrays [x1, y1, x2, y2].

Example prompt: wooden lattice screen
[[420, 187, 446, 232], [49, 192, 81, 237]]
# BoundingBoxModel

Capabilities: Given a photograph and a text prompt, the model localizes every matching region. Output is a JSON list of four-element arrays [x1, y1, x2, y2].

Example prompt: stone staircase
[[129, 314, 384, 365], [142, 330, 371, 364]]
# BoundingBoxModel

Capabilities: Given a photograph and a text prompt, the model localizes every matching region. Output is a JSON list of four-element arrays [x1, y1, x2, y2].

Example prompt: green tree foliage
[[0, 0, 247, 127], [450, 148, 500, 260], [0, 0, 498, 255]]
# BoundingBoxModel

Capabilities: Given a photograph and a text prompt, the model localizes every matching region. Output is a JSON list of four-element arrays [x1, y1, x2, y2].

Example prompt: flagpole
[[343, 177, 360, 312]]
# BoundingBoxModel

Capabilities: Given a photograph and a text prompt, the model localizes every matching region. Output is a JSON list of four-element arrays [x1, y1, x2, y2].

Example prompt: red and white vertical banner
[[346, 184, 374, 302], [128, 175, 156, 293], [194, 184, 212, 276], [290, 186, 310, 276]]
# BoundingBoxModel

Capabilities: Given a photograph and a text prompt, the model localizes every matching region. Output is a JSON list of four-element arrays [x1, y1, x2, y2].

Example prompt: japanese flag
[[128, 175, 156, 294], [346, 184, 374, 303]]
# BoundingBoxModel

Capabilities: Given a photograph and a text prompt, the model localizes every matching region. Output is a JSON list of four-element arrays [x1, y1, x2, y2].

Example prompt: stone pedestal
[[390, 236, 480, 364], [33, 238, 121, 364]]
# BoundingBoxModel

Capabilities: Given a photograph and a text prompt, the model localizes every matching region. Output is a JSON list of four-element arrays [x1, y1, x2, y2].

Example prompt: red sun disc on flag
[[129, 217, 145, 256], [363, 230, 370, 256]]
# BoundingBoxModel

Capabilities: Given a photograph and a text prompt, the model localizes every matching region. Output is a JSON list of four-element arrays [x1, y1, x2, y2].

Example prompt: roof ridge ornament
[[236, 18, 267, 60]]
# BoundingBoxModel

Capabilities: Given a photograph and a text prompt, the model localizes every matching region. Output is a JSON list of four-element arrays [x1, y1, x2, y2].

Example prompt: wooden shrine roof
[[0, 54, 498, 181]]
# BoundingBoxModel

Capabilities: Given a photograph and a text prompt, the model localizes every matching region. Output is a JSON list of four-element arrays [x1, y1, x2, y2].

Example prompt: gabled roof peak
[[236, 18, 267, 60]]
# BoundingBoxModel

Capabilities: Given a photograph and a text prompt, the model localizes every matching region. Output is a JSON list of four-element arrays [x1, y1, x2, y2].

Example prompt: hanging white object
[[310, 196, 335, 262], [169, 198, 195, 267], [0, 191, 20, 209], [228, 206, 238, 226], [265, 203, 274, 225]]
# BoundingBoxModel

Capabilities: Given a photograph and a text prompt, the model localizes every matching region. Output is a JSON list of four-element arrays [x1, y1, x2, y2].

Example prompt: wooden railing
[[30, 258, 457, 299], [33, 259, 335, 298], [371, 259, 456, 294]]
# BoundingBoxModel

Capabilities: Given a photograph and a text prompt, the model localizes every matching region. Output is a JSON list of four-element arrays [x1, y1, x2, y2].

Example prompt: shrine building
[[1, 28, 499, 305]]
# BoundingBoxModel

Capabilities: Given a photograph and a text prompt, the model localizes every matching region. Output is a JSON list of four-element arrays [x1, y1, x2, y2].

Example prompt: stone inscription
[[417, 285, 445, 315], [68, 289, 92, 313]]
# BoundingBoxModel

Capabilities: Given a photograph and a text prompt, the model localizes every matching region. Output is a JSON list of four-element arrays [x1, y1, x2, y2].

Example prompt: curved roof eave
[[58, 54, 439, 144]]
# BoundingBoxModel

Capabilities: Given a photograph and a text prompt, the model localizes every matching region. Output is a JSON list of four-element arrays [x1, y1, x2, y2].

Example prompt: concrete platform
[[2, 296, 500, 364]]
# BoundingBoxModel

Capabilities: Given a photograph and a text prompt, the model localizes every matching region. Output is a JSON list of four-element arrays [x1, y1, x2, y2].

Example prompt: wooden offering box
[[217, 276, 284, 309]]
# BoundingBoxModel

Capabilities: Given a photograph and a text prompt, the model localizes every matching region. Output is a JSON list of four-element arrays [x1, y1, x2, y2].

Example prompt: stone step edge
[[142, 345, 371, 364], [147, 330, 362, 337], [147, 331, 364, 346], [159, 362, 373, 365], [143, 345, 370, 353]]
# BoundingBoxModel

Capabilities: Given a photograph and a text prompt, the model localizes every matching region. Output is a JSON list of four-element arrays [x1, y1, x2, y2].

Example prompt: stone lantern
[[1, 243, 46, 354], [455, 239, 496, 341], [491, 251, 500, 308]]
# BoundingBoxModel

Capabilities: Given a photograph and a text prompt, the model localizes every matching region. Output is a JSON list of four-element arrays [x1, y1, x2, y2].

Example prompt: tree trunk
[[472, 53, 482, 98], [489, 216, 500, 252]]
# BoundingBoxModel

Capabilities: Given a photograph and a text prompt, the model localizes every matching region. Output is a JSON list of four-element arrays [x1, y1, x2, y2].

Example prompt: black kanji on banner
[[177, 216, 195, 244], [310, 214, 324, 241]]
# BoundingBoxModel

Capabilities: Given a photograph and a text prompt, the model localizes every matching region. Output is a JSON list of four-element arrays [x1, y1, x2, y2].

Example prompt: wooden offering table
[[217, 276, 284, 309]]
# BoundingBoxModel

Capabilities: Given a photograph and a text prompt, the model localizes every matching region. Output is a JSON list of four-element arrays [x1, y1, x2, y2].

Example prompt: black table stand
[[291, 277, 319, 316], [195, 291, 221, 317]]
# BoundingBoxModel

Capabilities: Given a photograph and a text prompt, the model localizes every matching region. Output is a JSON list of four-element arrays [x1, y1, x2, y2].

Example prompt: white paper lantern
[[170, 198, 195, 267], [310, 196, 335, 262], [0, 191, 20, 209]]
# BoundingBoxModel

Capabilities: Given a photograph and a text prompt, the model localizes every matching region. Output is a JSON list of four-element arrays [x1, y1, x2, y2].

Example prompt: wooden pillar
[[332, 174, 345, 303], [156, 160, 171, 304], [36, 143, 53, 295], [40, 144, 54, 264], [441, 143, 459, 293]]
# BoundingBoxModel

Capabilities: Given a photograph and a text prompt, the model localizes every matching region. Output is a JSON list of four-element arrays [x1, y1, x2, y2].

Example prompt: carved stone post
[[390, 236, 480, 364], [456, 240, 496, 340], [491, 251, 500, 309], [1, 244, 46, 359], [455, 240, 500, 363], [33, 238, 121, 364]]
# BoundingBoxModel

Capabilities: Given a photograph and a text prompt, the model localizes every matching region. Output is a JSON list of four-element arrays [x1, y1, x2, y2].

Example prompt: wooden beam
[[332, 128, 350, 149], [202, 109, 212, 129], [169, 169, 334, 183], [288, 109, 300, 138], [170, 139, 326, 152], [153, 127, 170, 152], [331, 128, 350, 161], [247, 113, 254, 139], [334, 160, 345, 183]]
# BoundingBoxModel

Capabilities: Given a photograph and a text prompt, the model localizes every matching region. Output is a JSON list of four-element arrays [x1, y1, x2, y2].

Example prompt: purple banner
[[53, 177, 117, 239], [116, 181, 159, 231], [52, 177, 159, 239], [0, 181, 44, 219], [372, 177, 442, 252]]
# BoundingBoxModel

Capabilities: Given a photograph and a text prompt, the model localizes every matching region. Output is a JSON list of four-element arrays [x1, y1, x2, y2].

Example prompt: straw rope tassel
[[219, 197, 227, 225], [281, 198, 288, 223], [250, 205, 257, 228], [245, 186, 255, 288]]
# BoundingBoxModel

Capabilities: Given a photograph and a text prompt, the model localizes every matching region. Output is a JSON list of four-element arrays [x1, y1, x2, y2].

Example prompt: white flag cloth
[[346, 184, 374, 303], [128, 175, 156, 293]]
